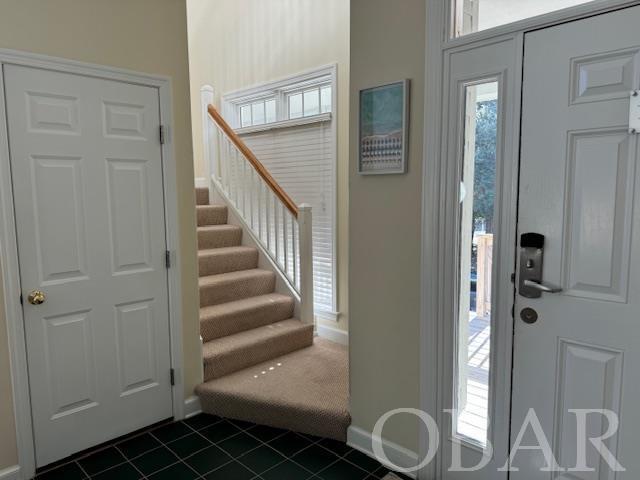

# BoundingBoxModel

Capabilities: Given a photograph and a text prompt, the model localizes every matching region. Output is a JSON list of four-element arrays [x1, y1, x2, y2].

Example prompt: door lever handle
[[523, 279, 562, 294]]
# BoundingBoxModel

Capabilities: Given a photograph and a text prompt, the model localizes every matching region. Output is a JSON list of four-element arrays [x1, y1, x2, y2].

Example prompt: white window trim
[[222, 64, 340, 320], [222, 64, 336, 128]]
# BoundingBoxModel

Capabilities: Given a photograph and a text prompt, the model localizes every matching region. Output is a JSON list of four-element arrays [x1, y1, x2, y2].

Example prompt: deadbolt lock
[[520, 307, 538, 324]]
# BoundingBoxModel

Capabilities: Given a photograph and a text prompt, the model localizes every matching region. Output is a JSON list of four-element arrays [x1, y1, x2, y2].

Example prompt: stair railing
[[202, 98, 314, 325]]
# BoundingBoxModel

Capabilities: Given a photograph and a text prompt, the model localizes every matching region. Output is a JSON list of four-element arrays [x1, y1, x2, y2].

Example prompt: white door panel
[[512, 6, 640, 478], [4, 64, 172, 466]]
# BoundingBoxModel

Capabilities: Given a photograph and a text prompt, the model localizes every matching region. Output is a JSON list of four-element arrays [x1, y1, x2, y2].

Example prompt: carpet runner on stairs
[[194, 187, 350, 441]]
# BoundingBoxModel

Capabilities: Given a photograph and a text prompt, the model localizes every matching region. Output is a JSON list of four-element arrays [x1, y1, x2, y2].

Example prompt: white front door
[[4, 65, 173, 466], [511, 6, 640, 478]]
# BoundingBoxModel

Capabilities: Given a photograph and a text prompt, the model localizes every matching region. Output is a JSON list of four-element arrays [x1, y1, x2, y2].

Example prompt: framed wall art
[[358, 79, 410, 175]]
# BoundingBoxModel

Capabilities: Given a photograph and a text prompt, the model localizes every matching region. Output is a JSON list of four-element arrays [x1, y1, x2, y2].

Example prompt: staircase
[[195, 187, 350, 440]]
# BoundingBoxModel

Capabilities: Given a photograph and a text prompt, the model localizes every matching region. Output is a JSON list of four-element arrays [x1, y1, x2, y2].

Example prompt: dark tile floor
[[35, 415, 413, 479]]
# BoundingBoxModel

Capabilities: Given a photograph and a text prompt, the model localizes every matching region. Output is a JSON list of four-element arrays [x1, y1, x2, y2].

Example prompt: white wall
[[0, 0, 200, 470], [349, 0, 426, 452], [187, 0, 350, 332]]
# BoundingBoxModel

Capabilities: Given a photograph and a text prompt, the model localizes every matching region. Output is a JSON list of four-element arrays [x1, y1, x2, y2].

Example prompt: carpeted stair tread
[[200, 293, 294, 341], [197, 204, 228, 226], [199, 269, 275, 307], [197, 224, 243, 249], [198, 246, 259, 277], [196, 338, 350, 441], [202, 319, 313, 380], [196, 187, 209, 206]]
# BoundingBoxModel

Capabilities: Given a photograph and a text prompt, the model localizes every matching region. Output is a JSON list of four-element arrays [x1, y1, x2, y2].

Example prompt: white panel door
[[4, 65, 173, 466], [512, 6, 640, 478]]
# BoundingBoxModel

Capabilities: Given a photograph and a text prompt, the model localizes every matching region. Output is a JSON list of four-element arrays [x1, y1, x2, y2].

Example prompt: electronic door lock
[[518, 233, 563, 298]]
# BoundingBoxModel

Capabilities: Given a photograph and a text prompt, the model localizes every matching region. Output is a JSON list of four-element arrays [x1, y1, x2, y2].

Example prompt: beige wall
[[187, 0, 350, 332], [0, 0, 200, 469], [349, 0, 426, 452]]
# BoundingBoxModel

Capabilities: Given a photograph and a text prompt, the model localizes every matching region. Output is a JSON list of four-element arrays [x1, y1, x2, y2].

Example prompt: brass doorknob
[[27, 290, 46, 305]]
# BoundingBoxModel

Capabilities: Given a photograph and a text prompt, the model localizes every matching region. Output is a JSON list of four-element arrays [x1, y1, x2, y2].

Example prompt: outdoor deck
[[458, 312, 490, 442]]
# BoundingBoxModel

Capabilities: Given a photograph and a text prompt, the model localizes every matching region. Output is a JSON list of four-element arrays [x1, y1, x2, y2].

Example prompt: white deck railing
[[201, 88, 314, 324]]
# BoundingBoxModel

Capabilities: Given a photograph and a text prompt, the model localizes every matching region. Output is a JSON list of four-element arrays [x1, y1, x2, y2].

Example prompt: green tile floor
[[34, 415, 413, 479]]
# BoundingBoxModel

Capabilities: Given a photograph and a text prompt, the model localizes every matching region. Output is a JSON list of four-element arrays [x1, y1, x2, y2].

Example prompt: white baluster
[[242, 156, 248, 218], [282, 204, 289, 278], [233, 148, 239, 207], [292, 212, 298, 288], [215, 129, 223, 181], [249, 169, 255, 229], [258, 179, 264, 241], [223, 138, 230, 195], [227, 144, 234, 204], [274, 196, 280, 268], [266, 187, 272, 252]]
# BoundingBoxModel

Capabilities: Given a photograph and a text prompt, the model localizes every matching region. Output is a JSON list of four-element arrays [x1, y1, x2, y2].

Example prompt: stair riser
[[199, 274, 275, 307], [203, 325, 313, 380], [200, 298, 294, 341], [196, 187, 209, 206], [198, 228, 242, 249], [197, 207, 228, 226], [196, 394, 349, 442], [199, 250, 259, 277]]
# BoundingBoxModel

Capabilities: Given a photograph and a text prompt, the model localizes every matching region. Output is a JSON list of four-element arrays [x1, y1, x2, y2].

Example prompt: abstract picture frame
[[358, 79, 410, 175]]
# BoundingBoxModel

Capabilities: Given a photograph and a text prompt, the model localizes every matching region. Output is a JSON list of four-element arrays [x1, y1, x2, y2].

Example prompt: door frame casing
[[420, 0, 640, 478], [0, 48, 185, 479]]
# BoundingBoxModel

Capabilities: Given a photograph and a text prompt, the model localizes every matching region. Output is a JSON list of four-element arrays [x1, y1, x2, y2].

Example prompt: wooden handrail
[[207, 104, 298, 217]]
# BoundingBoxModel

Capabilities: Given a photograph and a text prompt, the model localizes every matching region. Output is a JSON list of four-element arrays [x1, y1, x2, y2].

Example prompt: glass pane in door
[[453, 0, 592, 37], [455, 81, 498, 446]]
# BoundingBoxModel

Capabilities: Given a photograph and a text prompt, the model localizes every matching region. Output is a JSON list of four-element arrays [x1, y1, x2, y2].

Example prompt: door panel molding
[[562, 128, 634, 303], [552, 338, 624, 478], [0, 48, 184, 479]]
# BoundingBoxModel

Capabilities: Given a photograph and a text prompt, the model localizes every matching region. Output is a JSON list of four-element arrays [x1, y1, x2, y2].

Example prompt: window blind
[[240, 120, 335, 315]]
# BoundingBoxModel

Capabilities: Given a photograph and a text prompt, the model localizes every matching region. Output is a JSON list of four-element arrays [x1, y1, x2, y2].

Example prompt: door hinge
[[159, 125, 166, 145], [170, 368, 175, 386], [165, 250, 171, 269]]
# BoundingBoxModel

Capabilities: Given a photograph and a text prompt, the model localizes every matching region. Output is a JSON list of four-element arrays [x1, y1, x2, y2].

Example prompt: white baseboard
[[347, 426, 419, 479], [316, 323, 348, 346], [0, 466, 20, 480], [194, 177, 207, 188], [184, 395, 202, 419]]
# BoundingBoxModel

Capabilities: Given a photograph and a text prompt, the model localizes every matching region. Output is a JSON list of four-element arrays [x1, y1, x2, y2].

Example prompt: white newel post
[[298, 204, 314, 325], [200, 85, 215, 200]]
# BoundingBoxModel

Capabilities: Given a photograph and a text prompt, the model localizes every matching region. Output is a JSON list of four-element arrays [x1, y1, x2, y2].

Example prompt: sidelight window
[[454, 80, 499, 447]]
